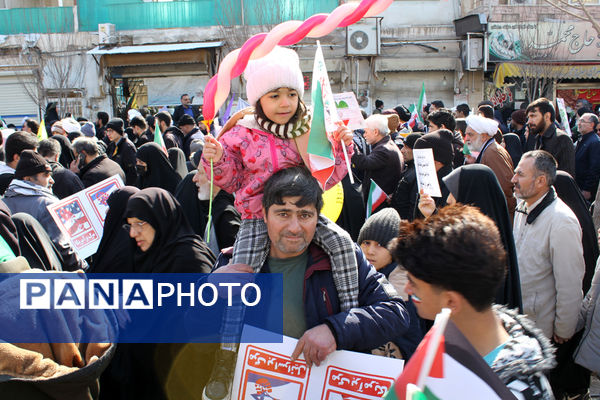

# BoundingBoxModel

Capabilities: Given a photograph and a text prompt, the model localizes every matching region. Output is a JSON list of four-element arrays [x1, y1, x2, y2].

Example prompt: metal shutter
[[0, 71, 39, 128]]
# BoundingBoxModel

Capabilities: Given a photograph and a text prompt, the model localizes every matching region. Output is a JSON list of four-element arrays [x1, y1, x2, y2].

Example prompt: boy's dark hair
[[155, 111, 172, 126], [130, 115, 148, 130], [431, 100, 445, 109], [146, 115, 155, 129], [375, 99, 384, 108], [427, 109, 456, 132], [262, 166, 323, 214], [38, 138, 62, 158], [456, 103, 470, 117], [24, 118, 39, 133], [389, 204, 507, 312], [455, 118, 467, 137], [97, 112, 109, 125], [526, 98, 556, 122], [394, 105, 411, 122], [5, 131, 38, 164], [478, 105, 495, 120]]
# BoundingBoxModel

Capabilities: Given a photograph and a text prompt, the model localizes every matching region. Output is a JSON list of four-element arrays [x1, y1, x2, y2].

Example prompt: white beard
[[197, 182, 212, 201], [467, 134, 487, 153]]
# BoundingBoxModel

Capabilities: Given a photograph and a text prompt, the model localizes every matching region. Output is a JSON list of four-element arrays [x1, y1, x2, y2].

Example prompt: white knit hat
[[244, 46, 304, 106]]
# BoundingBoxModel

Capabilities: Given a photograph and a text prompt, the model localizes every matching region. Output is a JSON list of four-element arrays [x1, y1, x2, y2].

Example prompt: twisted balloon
[[202, 0, 393, 121]]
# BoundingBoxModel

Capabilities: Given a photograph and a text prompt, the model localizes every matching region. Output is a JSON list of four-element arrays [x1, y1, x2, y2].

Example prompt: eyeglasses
[[122, 221, 147, 233]]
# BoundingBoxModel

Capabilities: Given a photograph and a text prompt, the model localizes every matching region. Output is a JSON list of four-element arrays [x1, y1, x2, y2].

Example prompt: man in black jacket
[[178, 114, 205, 158], [172, 94, 200, 125], [351, 114, 404, 203], [71, 137, 125, 187], [391, 133, 421, 220], [105, 118, 137, 185], [38, 139, 84, 199], [525, 98, 575, 177]]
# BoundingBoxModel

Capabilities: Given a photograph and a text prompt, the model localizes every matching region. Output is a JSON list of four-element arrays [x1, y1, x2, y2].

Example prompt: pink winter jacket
[[201, 119, 353, 220]]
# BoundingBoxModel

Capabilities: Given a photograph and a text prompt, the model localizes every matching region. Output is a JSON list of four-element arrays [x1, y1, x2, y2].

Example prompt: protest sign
[[333, 92, 366, 131], [47, 175, 124, 259], [232, 326, 404, 400], [413, 148, 442, 197]]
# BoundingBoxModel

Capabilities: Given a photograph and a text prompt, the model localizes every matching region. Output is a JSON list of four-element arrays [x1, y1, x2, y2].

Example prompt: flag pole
[[202, 119, 214, 244], [416, 308, 451, 389], [341, 137, 354, 184]]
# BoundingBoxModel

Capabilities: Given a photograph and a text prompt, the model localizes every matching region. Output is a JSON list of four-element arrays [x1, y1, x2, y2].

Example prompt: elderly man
[[202, 166, 409, 400], [465, 114, 516, 219], [351, 114, 403, 203], [3, 150, 86, 271], [71, 137, 125, 187], [512, 150, 588, 399], [575, 112, 600, 201]]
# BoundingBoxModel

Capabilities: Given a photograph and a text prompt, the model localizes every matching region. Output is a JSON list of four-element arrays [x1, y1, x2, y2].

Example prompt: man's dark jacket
[[172, 105, 200, 125], [49, 161, 85, 199], [575, 131, 600, 195], [391, 160, 417, 221], [527, 124, 576, 177], [106, 136, 137, 185], [215, 243, 409, 352], [79, 155, 125, 188]]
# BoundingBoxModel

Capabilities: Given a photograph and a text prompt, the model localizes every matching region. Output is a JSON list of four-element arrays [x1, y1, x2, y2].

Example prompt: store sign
[[488, 21, 600, 62], [488, 86, 514, 107]]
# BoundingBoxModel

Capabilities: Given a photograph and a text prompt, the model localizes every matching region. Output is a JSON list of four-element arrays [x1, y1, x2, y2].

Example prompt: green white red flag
[[416, 82, 427, 122], [366, 179, 386, 219], [154, 117, 167, 154], [383, 309, 515, 400], [307, 42, 340, 189], [408, 104, 419, 128]]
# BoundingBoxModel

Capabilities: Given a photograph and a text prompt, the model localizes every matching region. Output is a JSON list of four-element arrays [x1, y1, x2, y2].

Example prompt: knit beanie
[[413, 130, 454, 167], [403, 133, 422, 149], [105, 118, 124, 135], [81, 121, 96, 137], [244, 46, 304, 106], [358, 208, 401, 248], [15, 150, 52, 180]]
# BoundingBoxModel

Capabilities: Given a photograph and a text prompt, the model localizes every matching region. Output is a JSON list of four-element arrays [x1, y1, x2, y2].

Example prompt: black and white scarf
[[255, 101, 311, 140]]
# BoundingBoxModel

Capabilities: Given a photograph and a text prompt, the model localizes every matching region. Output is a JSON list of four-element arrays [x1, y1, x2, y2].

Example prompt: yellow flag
[[37, 120, 48, 141]]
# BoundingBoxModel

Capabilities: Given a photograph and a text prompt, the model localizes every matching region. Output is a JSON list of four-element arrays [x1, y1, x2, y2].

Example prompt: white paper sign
[[413, 148, 442, 198], [47, 175, 124, 259], [556, 98, 573, 137], [333, 92, 366, 131], [231, 326, 404, 400]]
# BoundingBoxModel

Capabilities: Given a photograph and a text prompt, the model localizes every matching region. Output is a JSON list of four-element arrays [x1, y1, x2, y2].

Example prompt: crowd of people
[[0, 46, 599, 400]]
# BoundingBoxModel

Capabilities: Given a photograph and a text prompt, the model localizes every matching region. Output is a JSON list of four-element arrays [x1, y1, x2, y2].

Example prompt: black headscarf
[[89, 186, 140, 273], [0, 200, 20, 257], [168, 147, 188, 180], [44, 102, 59, 135], [443, 164, 523, 312], [49, 134, 75, 169], [502, 133, 522, 168], [136, 142, 182, 194], [554, 171, 599, 293], [11, 213, 64, 271], [124, 188, 215, 273]]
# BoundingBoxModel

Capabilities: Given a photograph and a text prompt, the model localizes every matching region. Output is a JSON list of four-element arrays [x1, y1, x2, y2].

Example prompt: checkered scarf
[[255, 101, 311, 140]]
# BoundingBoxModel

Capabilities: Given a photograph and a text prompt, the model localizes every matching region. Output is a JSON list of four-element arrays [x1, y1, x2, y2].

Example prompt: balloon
[[202, 0, 393, 121], [321, 182, 345, 223]]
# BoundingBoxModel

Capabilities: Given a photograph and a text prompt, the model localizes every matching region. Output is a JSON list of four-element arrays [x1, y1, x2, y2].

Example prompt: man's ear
[[442, 290, 465, 315], [262, 207, 268, 223]]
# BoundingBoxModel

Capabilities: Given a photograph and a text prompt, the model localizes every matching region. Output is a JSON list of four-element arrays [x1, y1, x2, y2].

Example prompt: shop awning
[[494, 62, 600, 88], [87, 41, 223, 67]]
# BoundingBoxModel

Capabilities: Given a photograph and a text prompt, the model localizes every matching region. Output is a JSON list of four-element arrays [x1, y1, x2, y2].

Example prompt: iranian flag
[[416, 82, 427, 122], [154, 117, 167, 154], [408, 104, 419, 128], [383, 309, 515, 400], [306, 42, 339, 189], [366, 179, 386, 219]]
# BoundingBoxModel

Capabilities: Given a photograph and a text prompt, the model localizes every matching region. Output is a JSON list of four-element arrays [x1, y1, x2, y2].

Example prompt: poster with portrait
[[232, 326, 404, 400], [48, 175, 124, 259]]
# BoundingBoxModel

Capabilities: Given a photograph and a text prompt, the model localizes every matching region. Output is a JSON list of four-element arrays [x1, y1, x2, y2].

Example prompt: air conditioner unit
[[98, 23, 117, 45], [346, 18, 381, 56], [461, 36, 484, 70]]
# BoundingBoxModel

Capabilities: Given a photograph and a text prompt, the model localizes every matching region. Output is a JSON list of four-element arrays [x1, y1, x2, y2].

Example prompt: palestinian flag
[[37, 119, 48, 141], [307, 42, 338, 189], [383, 310, 515, 400], [154, 117, 167, 154], [366, 179, 386, 219], [416, 82, 427, 123]]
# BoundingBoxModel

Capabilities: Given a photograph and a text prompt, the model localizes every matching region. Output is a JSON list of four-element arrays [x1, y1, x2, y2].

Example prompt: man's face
[[132, 125, 144, 137], [363, 127, 381, 145], [192, 165, 214, 201], [400, 145, 413, 162], [180, 124, 194, 135], [181, 95, 191, 106], [428, 121, 441, 131], [577, 116, 595, 135], [464, 126, 487, 153], [264, 196, 318, 259], [29, 171, 53, 189], [511, 157, 543, 201], [527, 108, 550, 136], [105, 128, 120, 143], [405, 272, 445, 320]]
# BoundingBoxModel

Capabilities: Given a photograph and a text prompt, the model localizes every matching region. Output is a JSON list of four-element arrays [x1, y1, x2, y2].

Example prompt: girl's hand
[[203, 135, 224, 163], [418, 189, 436, 218], [333, 123, 354, 147]]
